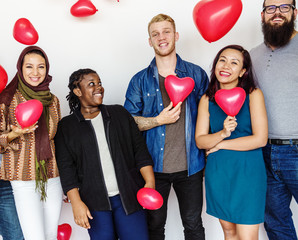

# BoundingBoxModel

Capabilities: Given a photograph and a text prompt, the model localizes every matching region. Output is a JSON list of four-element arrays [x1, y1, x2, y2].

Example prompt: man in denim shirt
[[0, 155, 23, 240], [124, 14, 208, 240]]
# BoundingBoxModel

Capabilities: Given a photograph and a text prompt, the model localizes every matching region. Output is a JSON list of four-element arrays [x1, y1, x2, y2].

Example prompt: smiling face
[[74, 73, 104, 110], [22, 53, 46, 87], [215, 48, 246, 89], [148, 20, 179, 57], [262, 0, 297, 26]]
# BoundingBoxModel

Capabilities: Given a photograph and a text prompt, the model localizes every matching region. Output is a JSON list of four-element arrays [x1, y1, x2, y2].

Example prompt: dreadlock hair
[[67, 68, 97, 113]]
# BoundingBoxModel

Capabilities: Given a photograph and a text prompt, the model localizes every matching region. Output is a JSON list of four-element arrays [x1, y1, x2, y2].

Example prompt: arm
[[67, 188, 93, 229], [134, 102, 182, 131], [140, 165, 155, 189], [195, 95, 237, 149], [215, 89, 268, 151]]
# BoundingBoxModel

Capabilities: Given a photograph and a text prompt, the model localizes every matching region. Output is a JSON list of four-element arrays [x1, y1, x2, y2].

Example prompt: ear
[[175, 32, 179, 42], [149, 37, 153, 47], [294, 8, 297, 20], [239, 68, 247, 78], [73, 88, 82, 97]]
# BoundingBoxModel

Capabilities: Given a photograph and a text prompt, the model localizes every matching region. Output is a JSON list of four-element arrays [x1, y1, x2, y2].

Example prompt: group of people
[[0, 0, 297, 240]]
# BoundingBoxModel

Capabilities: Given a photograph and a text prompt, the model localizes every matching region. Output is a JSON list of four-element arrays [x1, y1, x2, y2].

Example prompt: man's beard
[[262, 13, 296, 48]]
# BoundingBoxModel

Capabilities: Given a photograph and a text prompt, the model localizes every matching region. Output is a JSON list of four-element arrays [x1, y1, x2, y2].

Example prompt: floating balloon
[[57, 223, 72, 240], [164, 75, 195, 107], [193, 0, 243, 43], [0, 65, 8, 93], [137, 188, 163, 210], [215, 87, 246, 117], [13, 18, 39, 45], [15, 99, 43, 128], [70, 0, 98, 17]]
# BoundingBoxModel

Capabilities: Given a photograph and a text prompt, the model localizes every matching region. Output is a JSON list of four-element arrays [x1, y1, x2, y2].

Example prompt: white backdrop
[[0, 0, 297, 239]]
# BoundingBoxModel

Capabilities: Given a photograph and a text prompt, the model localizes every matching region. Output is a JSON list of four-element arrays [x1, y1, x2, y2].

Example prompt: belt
[[268, 139, 298, 145]]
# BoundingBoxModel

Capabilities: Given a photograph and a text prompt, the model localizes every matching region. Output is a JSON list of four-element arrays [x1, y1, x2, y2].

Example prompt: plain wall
[[0, 0, 297, 239]]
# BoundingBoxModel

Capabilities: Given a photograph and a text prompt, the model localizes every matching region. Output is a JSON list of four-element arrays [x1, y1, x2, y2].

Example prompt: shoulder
[[249, 88, 265, 102], [103, 104, 130, 116]]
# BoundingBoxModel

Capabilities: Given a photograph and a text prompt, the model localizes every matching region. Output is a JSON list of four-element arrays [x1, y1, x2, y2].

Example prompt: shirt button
[[160, 103, 163, 106], [161, 148, 163, 151], [162, 133, 165, 136], [156, 89, 159, 91], [147, 93, 150, 96]]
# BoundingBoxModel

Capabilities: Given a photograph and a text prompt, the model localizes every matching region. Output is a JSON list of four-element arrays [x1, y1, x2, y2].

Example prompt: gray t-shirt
[[250, 35, 298, 139], [159, 74, 187, 173]]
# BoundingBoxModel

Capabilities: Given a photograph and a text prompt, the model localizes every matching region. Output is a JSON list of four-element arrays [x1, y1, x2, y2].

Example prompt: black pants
[[147, 170, 205, 240]]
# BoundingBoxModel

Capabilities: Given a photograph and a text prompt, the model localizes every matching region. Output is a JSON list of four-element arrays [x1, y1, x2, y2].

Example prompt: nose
[[32, 67, 38, 75]]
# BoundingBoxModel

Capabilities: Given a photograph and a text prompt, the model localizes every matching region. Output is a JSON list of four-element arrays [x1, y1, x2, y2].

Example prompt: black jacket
[[55, 104, 153, 214]]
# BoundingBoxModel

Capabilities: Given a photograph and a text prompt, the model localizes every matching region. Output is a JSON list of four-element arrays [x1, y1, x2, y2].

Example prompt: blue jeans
[[263, 143, 298, 240], [88, 195, 149, 240], [0, 180, 23, 240], [147, 170, 205, 240]]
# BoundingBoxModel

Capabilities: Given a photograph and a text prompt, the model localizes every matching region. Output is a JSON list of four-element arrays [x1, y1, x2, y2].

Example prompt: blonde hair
[[148, 14, 176, 35]]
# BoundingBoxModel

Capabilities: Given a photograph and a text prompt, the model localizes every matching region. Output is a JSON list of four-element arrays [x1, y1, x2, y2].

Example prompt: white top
[[91, 113, 119, 197]]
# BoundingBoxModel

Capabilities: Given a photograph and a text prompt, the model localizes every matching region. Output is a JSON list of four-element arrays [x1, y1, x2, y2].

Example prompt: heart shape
[[15, 99, 43, 128], [70, 0, 98, 17], [57, 223, 72, 240], [164, 75, 195, 107], [215, 87, 246, 117], [193, 0, 243, 43], [13, 18, 39, 45], [0, 65, 8, 94], [137, 188, 163, 210]]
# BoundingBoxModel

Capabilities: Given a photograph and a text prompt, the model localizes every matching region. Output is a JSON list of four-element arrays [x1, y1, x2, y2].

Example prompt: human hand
[[8, 124, 38, 142], [156, 102, 182, 125], [206, 145, 219, 156], [221, 116, 237, 138], [144, 181, 155, 189], [72, 200, 93, 229]]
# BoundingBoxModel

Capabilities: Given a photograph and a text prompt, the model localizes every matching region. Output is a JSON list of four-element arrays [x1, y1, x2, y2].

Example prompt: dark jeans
[[0, 180, 23, 240], [263, 143, 298, 240], [88, 195, 149, 240], [147, 170, 205, 240]]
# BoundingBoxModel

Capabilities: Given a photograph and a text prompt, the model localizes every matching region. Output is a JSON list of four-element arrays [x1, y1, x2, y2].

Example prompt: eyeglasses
[[263, 4, 296, 14]]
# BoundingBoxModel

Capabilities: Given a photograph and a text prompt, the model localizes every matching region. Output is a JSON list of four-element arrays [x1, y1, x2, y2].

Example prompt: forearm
[[134, 116, 159, 131], [196, 130, 227, 150], [140, 165, 155, 189], [218, 135, 267, 151], [67, 188, 82, 204]]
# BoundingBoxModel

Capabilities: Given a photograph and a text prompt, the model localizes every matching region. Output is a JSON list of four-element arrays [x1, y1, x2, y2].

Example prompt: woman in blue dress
[[195, 45, 268, 240]]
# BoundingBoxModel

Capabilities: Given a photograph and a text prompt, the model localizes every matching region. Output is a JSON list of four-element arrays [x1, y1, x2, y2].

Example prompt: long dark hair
[[67, 68, 97, 113], [205, 45, 256, 101]]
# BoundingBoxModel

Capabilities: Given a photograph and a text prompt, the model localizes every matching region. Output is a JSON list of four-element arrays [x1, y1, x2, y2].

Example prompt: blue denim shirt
[[124, 54, 209, 176]]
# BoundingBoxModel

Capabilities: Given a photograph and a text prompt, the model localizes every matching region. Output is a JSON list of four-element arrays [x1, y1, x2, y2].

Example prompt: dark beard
[[262, 13, 295, 48]]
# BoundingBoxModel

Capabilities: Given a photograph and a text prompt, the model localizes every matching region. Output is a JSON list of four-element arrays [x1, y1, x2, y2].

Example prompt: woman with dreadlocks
[[0, 46, 62, 240], [55, 68, 155, 240]]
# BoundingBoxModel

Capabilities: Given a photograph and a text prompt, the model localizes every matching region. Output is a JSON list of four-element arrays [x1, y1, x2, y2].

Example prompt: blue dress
[[205, 95, 267, 224]]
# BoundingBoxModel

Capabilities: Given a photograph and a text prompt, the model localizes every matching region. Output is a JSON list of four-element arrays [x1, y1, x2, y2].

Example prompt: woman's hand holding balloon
[[221, 116, 237, 138], [8, 124, 38, 142]]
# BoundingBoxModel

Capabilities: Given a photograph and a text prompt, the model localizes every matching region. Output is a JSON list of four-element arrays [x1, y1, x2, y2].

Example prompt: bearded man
[[250, 1, 298, 240]]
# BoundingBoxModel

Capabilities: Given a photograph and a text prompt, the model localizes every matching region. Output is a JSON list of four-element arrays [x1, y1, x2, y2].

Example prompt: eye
[[232, 61, 238, 65], [89, 82, 95, 86]]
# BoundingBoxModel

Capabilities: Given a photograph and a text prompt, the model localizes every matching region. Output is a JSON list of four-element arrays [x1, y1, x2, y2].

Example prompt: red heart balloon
[[15, 99, 43, 128], [13, 18, 39, 45], [193, 0, 243, 43], [57, 223, 72, 240], [164, 75, 195, 107], [215, 87, 246, 117], [70, 0, 98, 17], [0, 65, 8, 94], [137, 188, 163, 210]]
